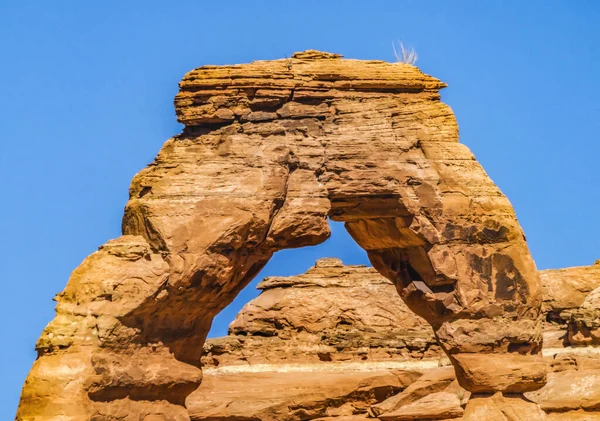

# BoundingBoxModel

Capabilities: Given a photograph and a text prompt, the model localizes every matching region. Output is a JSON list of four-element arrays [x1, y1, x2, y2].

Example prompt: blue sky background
[[1, 1, 599, 417]]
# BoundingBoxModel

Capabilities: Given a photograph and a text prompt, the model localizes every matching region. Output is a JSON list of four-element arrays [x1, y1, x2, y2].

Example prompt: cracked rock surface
[[201, 258, 441, 368], [17, 50, 549, 420], [192, 258, 600, 420]]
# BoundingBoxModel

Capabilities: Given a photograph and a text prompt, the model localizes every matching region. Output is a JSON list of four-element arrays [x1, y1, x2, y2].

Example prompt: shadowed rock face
[[17, 50, 546, 420]]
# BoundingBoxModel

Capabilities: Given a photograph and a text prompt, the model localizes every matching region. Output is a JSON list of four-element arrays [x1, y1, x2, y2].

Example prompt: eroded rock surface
[[192, 259, 600, 420], [542, 262, 600, 348], [202, 258, 441, 368], [187, 369, 416, 421], [17, 50, 547, 420]]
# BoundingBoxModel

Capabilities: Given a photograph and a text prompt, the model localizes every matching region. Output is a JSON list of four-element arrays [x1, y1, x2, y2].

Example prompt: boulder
[[462, 392, 546, 421], [525, 369, 600, 412], [378, 391, 464, 420], [368, 367, 457, 416], [186, 369, 415, 421]]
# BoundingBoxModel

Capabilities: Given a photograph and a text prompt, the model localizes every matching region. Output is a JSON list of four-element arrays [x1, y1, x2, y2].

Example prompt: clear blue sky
[[1, 1, 599, 417]]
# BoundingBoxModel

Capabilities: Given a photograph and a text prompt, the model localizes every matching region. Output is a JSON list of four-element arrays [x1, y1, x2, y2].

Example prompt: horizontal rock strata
[[202, 258, 440, 368], [542, 262, 600, 348], [193, 258, 600, 420], [17, 50, 551, 420]]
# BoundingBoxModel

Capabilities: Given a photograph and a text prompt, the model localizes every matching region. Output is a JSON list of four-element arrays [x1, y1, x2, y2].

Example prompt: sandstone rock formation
[[563, 287, 600, 346], [542, 262, 600, 348], [191, 258, 600, 420], [187, 369, 417, 420], [201, 258, 441, 368], [17, 50, 547, 420]]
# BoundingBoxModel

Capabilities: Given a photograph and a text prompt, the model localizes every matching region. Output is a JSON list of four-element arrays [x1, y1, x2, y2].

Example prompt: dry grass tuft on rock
[[393, 41, 418, 65]]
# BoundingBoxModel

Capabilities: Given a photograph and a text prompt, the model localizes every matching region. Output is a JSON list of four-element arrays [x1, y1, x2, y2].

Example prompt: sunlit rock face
[[201, 258, 441, 368], [192, 258, 600, 421], [542, 261, 600, 347], [17, 50, 548, 420]]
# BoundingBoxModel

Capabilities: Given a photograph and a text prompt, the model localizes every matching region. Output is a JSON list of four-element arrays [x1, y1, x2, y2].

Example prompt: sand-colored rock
[[462, 392, 546, 421], [369, 367, 456, 416], [17, 51, 546, 420], [378, 391, 464, 420], [525, 369, 600, 412], [561, 287, 600, 346], [541, 264, 600, 313], [187, 259, 600, 421], [546, 411, 600, 420], [193, 259, 600, 419], [541, 263, 600, 347], [202, 258, 440, 367], [186, 369, 413, 421], [451, 353, 546, 393]]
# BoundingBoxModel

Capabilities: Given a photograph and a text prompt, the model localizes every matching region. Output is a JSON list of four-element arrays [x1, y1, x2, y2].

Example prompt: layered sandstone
[[17, 50, 547, 420], [201, 259, 600, 367], [201, 258, 441, 368], [542, 262, 600, 348], [192, 258, 600, 420]]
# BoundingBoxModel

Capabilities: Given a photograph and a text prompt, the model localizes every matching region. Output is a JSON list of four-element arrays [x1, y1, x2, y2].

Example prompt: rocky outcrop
[[526, 369, 600, 412], [191, 258, 600, 420], [541, 262, 600, 348], [201, 259, 600, 368], [187, 369, 418, 421], [561, 286, 600, 346], [17, 51, 547, 420], [368, 367, 460, 417], [201, 258, 441, 368]]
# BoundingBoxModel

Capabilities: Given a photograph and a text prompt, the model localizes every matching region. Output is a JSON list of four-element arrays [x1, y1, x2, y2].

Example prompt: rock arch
[[16, 50, 546, 420]]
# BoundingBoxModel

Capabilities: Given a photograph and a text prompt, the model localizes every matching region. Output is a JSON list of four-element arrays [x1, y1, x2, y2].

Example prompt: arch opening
[[16, 51, 547, 421], [207, 219, 370, 339]]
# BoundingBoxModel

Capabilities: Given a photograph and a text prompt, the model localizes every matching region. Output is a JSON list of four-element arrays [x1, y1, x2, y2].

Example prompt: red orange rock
[[16, 50, 547, 420]]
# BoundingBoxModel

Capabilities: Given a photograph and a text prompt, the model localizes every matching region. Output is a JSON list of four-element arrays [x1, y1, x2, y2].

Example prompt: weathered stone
[[462, 392, 546, 421], [186, 369, 410, 421], [541, 264, 600, 313], [17, 51, 546, 420], [369, 367, 456, 417], [202, 258, 440, 367], [378, 391, 464, 420], [194, 259, 600, 419], [525, 370, 600, 412], [561, 287, 600, 346], [451, 353, 546, 393], [541, 263, 600, 347], [547, 411, 600, 420]]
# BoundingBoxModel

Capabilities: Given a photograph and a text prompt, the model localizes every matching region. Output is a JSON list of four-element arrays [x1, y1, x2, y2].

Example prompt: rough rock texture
[[200, 259, 600, 371], [192, 258, 600, 420], [202, 258, 441, 367], [17, 51, 546, 420], [368, 367, 459, 417], [378, 391, 464, 420], [462, 392, 546, 421], [541, 262, 600, 347], [526, 369, 600, 412], [547, 411, 600, 420], [187, 369, 417, 421], [561, 287, 600, 346]]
